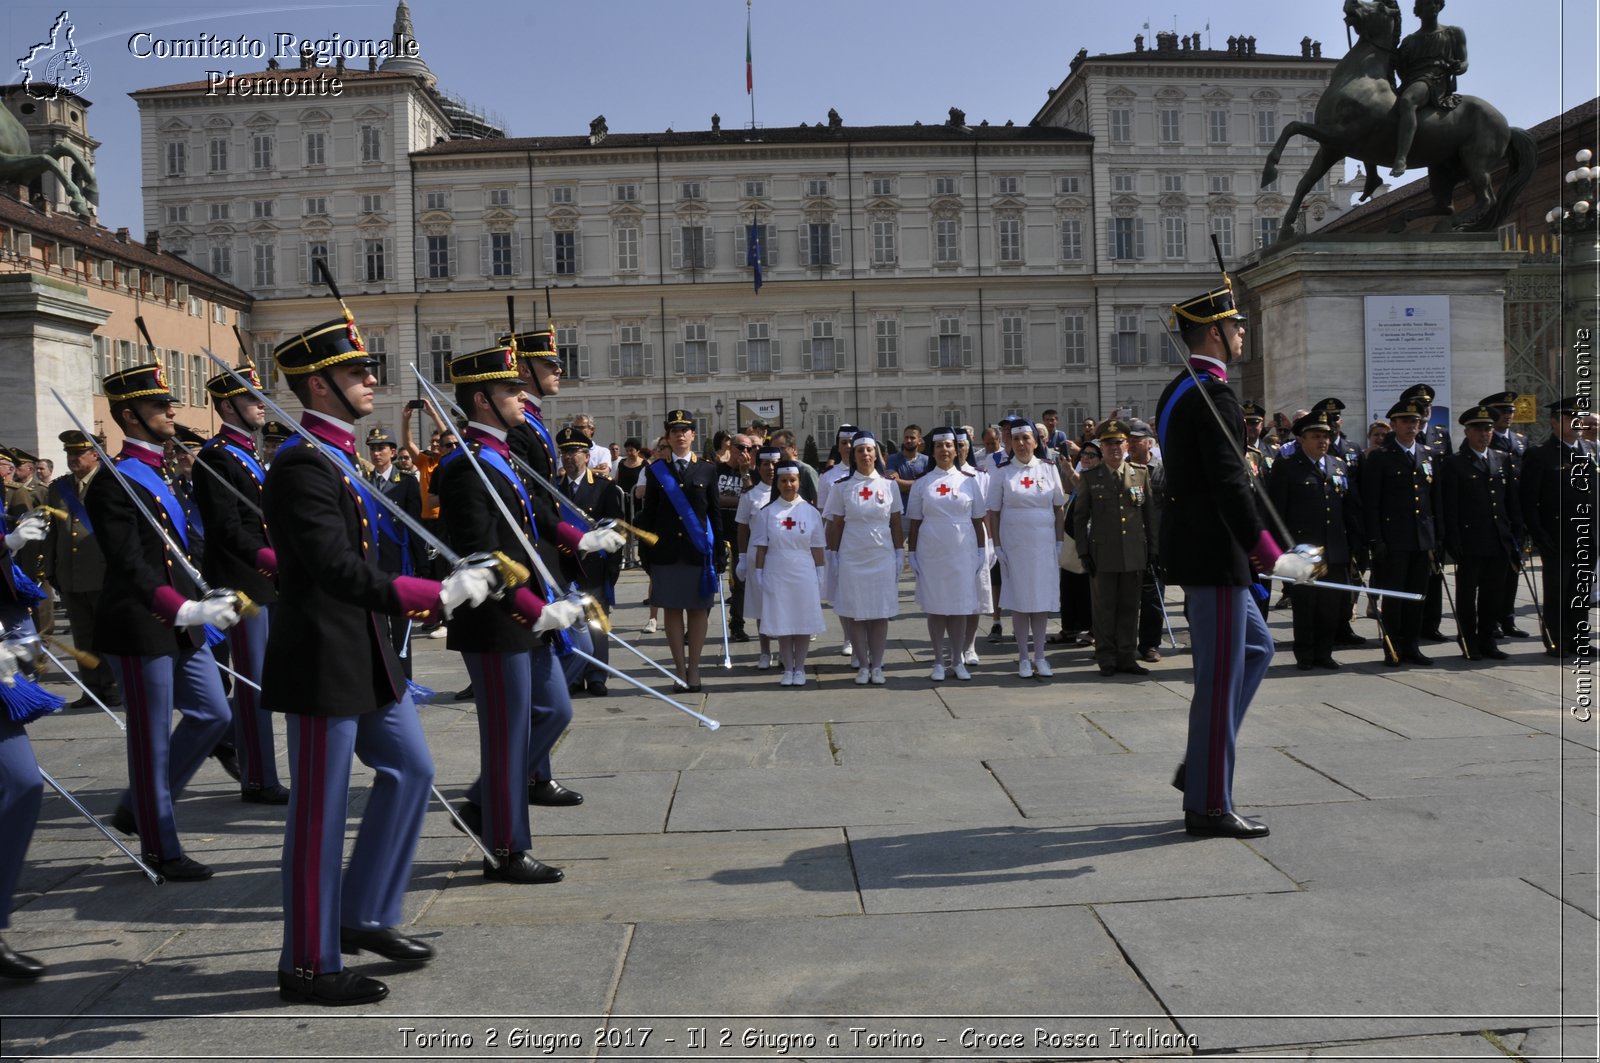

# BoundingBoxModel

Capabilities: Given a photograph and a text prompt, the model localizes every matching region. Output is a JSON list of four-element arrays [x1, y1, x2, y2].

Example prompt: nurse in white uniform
[[817, 424, 860, 662], [906, 427, 987, 680], [749, 461, 826, 686], [734, 446, 780, 668], [987, 421, 1066, 678], [823, 432, 904, 685]]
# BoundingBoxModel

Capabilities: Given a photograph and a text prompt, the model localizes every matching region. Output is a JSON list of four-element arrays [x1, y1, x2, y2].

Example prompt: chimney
[[115, 227, 130, 242], [145, 230, 161, 254]]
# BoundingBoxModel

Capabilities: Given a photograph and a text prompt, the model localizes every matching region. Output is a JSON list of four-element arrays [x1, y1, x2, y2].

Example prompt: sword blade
[[567, 646, 720, 729], [38, 767, 164, 885], [1263, 573, 1423, 601]]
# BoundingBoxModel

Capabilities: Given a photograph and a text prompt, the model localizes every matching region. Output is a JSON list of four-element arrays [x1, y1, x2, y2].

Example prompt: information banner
[[1363, 295, 1451, 430]]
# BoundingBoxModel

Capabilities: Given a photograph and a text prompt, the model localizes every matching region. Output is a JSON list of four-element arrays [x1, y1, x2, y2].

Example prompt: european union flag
[[747, 224, 763, 293]]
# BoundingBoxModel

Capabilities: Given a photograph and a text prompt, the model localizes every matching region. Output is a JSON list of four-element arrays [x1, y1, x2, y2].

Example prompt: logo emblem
[[18, 11, 92, 100]]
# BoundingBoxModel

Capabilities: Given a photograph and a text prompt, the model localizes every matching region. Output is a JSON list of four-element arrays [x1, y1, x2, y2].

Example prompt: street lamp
[[714, 399, 724, 424], [798, 396, 808, 428]]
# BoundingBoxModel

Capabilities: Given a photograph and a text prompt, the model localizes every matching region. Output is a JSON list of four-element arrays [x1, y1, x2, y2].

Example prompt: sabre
[[716, 571, 733, 669], [1430, 551, 1474, 659], [37, 767, 163, 885], [1152, 569, 1179, 650], [30, 638, 123, 731], [1263, 573, 1423, 601], [1521, 553, 1556, 653], [608, 630, 686, 685], [568, 644, 719, 729], [1351, 567, 1402, 664]]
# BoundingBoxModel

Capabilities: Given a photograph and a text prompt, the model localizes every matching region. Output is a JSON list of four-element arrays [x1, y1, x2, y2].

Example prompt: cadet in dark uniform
[[1156, 284, 1315, 839], [1267, 411, 1363, 669], [1519, 397, 1597, 660], [263, 315, 495, 1006], [45, 430, 121, 707], [1362, 398, 1444, 666], [1481, 391, 1530, 638], [556, 425, 625, 696], [434, 345, 586, 885], [366, 428, 426, 678], [1442, 405, 1523, 660], [196, 366, 287, 803], [89, 365, 241, 881]]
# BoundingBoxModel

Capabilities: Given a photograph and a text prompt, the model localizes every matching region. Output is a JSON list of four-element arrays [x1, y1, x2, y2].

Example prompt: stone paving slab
[[1085, 702, 1407, 753], [935, 678, 1191, 718], [831, 712, 1122, 765], [1509, 1022, 1599, 1061], [557, 720, 834, 772], [846, 819, 1295, 913], [1524, 871, 1599, 920], [990, 747, 1361, 820], [0, 928, 174, 1042], [427, 828, 860, 926], [1279, 732, 1591, 800], [666, 762, 1023, 831], [1094, 877, 1596, 1051], [421, 770, 682, 838], [1323, 691, 1546, 740], [700, 685, 958, 726]]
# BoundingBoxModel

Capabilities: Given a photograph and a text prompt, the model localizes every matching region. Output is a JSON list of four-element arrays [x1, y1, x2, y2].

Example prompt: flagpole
[[746, 0, 756, 129]]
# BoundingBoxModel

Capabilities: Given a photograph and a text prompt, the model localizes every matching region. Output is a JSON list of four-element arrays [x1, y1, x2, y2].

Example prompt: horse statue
[[0, 102, 98, 222], [1260, 0, 1533, 240]]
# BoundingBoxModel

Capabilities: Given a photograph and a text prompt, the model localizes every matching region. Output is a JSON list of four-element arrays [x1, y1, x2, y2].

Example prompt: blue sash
[[276, 435, 382, 545], [57, 477, 93, 535], [522, 410, 588, 528], [650, 458, 716, 597], [117, 458, 192, 550], [368, 469, 413, 576], [1156, 373, 1205, 452], [213, 439, 266, 485]]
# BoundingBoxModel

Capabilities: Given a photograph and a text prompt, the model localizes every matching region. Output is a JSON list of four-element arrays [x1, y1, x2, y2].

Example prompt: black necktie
[[676, 459, 688, 477]]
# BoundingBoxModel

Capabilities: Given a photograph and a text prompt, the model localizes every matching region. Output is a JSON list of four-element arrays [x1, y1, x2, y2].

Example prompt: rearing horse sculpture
[[0, 103, 98, 222], [1261, 0, 1533, 240]]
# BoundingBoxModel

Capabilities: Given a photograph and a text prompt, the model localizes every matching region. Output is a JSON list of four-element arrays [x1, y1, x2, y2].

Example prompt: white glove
[[175, 594, 243, 631], [533, 598, 586, 633], [735, 553, 749, 582], [908, 552, 923, 578], [4, 512, 47, 552], [439, 566, 496, 618], [1272, 545, 1321, 585], [577, 527, 626, 556], [994, 546, 1009, 575], [0, 640, 28, 686], [748, 567, 763, 595], [894, 549, 905, 574], [815, 566, 826, 596]]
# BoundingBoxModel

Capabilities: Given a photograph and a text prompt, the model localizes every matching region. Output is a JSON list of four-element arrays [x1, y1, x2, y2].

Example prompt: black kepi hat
[[448, 344, 520, 384], [206, 364, 263, 400], [1292, 411, 1335, 435], [1399, 383, 1436, 405], [272, 316, 378, 376], [1477, 391, 1517, 410], [1171, 285, 1242, 328], [556, 426, 590, 451], [366, 427, 397, 450], [1387, 399, 1426, 419], [665, 408, 694, 429], [104, 363, 176, 404]]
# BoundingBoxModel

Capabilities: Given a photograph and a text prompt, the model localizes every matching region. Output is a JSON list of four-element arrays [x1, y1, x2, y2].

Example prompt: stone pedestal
[[0, 271, 110, 457], [1238, 234, 1524, 427]]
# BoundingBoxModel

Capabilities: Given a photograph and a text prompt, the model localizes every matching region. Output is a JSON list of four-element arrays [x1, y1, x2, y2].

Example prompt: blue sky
[[4, 0, 1597, 229]]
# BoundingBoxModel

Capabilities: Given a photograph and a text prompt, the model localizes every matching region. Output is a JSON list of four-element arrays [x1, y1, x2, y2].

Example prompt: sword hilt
[[204, 588, 261, 620], [460, 551, 531, 598], [598, 517, 659, 547]]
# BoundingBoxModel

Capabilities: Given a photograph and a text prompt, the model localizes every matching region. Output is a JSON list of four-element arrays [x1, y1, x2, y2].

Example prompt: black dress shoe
[[0, 937, 45, 980], [1420, 630, 1448, 643], [211, 745, 242, 782], [69, 693, 98, 709], [529, 780, 583, 806], [278, 969, 388, 1006], [1335, 631, 1368, 647], [1117, 663, 1151, 676], [242, 783, 291, 805], [156, 855, 214, 881], [1500, 625, 1530, 638], [1314, 657, 1342, 670], [568, 683, 586, 697], [1402, 649, 1434, 666], [483, 851, 564, 884], [453, 685, 475, 701], [1098, 664, 1117, 677], [730, 629, 751, 643], [109, 805, 135, 836], [1295, 661, 1314, 671], [1184, 810, 1270, 838], [1171, 762, 1186, 793], [686, 683, 703, 693], [451, 800, 483, 837], [1481, 647, 1510, 661], [103, 691, 123, 707], [586, 679, 609, 697], [339, 926, 434, 966]]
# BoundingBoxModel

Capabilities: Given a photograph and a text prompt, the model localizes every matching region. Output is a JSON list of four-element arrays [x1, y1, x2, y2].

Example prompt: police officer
[[1400, 382, 1454, 456], [366, 428, 426, 678], [1363, 397, 1444, 666], [196, 366, 287, 803], [1442, 405, 1523, 661], [1480, 391, 1530, 639], [45, 431, 120, 707], [1241, 401, 1277, 475], [89, 365, 241, 881], [1519, 397, 1596, 660], [262, 312, 498, 1006], [1268, 411, 1363, 669]]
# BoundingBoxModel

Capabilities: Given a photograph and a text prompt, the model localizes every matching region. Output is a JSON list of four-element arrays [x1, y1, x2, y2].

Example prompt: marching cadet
[[555, 424, 625, 696], [435, 345, 587, 886], [1519, 397, 1597, 660], [45, 431, 121, 707], [1073, 420, 1153, 678], [366, 428, 426, 679], [1267, 411, 1363, 670], [1442, 405, 1523, 661], [89, 365, 242, 881], [1481, 391, 1531, 639], [261, 313, 495, 1006], [196, 366, 287, 803], [1362, 397, 1444, 666]]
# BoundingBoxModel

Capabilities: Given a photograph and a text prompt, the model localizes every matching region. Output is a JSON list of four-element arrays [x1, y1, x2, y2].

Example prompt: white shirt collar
[[123, 437, 164, 459], [468, 421, 508, 443]]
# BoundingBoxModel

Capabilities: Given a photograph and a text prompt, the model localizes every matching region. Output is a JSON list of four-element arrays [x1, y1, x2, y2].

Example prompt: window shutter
[[609, 344, 622, 378], [479, 234, 491, 276], [383, 239, 394, 281], [577, 344, 590, 380], [707, 341, 719, 373], [671, 227, 683, 269], [962, 335, 974, 368], [1106, 218, 1117, 259], [771, 338, 781, 372], [1139, 332, 1149, 364], [830, 225, 842, 267], [447, 235, 457, 278], [800, 337, 812, 371], [736, 340, 748, 372], [514, 233, 525, 275], [797, 224, 810, 264], [414, 239, 427, 278], [302, 245, 313, 281], [673, 341, 685, 375], [1136, 221, 1146, 260], [642, 343, 655, 378], [542, 231, 555, 274], [702, 225, 715, 269], [927, 336, 939, 367], [733, 225, 746, 263]]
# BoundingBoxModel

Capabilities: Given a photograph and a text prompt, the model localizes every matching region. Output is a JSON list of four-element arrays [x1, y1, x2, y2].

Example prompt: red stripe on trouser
[[483, 658, 510, 854], [1207, 593, 1233, 811], [292, 719, 327, 972], [121, 656, 161, 860], [230, 622, 260, 781]]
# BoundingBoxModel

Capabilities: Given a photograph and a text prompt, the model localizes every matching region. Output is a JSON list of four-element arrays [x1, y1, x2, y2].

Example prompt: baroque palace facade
[[131, 9, 1355, 446]]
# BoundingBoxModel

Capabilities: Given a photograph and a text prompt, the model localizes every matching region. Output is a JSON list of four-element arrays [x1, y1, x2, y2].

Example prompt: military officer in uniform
[[196, 366, 288, 803], [1267, 411, 1363, 669], [1363, 398, 1444, 666], [366, 428, 426, 678], [1398, 383, 1454, 457], [555, 425, 625, 696], [1519, 397, 1596, 660], [1156, 283, 1316, 839], [89, 365, 242, 881], [1480, 391, 1530, 639], [1442, 405, 1523, 661], [1242, 401, 1277, 473], [3, 448, 52, 648], [262, 312, 497, 1006], [1073, 420, 1155, 677], [434, 344, 587, 885], [260, 420, 291, 467], [45, 431, 120, 707]]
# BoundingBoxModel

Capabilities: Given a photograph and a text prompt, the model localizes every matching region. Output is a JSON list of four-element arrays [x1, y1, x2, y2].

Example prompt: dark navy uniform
[[1267, 413, 1363, 668], [1362, 399, 1444, 663], [263, 319, 445, 1003], [87, 368, 231, 873], [1399, 384, 1452, 638], [1519, 397, 1597, 660], [1442, 407, 1523, 659], [45, 432, 119, 705], [556, 427, 625, 693], [196, 379, 283, 799], [1482, 392, 1529, 636], [366, 429, 426, 678]]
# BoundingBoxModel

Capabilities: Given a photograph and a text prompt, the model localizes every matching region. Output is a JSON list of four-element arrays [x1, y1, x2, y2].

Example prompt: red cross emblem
[[1019, 476, 1035, 489], [781, 516, 797, 530], [858, 485, 873, 500], [936, 482, 952, 496]]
